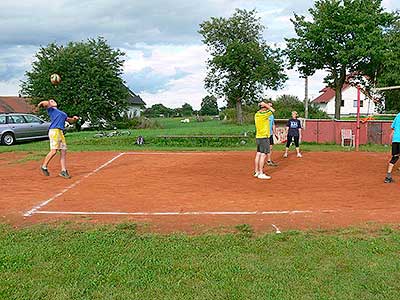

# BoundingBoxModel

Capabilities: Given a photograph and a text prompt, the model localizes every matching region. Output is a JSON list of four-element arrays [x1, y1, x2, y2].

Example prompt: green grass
[[1, 224, 400, 299], [0, 118, 392, 154]]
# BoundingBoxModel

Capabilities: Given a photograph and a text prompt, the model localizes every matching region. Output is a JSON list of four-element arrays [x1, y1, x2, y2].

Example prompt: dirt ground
[[0, 151, 398, 233]]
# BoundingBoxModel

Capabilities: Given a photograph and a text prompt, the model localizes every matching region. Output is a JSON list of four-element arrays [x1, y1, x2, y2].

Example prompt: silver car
[[0, 113, 50, 145]]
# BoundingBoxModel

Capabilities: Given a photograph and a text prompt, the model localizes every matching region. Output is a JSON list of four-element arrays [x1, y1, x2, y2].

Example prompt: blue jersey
[[392, 113, 400, 143], [269, 115, 275, 135], [47, 107, 67, 130]]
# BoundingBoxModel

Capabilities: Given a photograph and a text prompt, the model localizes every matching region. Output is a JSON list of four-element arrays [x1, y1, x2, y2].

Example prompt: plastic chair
[[341, 129, 355, 147]]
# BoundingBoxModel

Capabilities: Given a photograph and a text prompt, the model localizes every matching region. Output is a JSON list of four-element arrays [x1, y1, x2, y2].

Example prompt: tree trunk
[[304, 76, 309, 119], [334, 86, 342, 120], [334, 67, 347, 120], [236, 99, 243, 124]]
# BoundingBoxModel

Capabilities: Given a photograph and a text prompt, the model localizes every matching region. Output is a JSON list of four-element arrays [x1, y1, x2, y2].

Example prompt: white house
[[312, 83, 378, 116], [125, 88, 146, 118]]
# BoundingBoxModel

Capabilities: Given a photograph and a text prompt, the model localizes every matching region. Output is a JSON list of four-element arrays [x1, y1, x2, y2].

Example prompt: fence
[[275, 119, 393, 145]]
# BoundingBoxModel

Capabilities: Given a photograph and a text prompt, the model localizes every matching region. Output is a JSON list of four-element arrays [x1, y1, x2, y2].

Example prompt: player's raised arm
[[259, 101, 275, 112], [66, 116, 79, 124], [37, 100, 49, 108]]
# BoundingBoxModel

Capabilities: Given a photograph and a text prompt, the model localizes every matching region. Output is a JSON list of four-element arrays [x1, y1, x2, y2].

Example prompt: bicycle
[[93, 129, 131, 138]]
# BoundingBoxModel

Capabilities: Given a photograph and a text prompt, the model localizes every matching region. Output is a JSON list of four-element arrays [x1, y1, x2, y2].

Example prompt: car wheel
[[1, 132, 15, 146]]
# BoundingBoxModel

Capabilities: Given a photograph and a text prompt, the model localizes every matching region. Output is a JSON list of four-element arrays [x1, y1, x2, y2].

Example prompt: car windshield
[[0, 115, 5, 124]]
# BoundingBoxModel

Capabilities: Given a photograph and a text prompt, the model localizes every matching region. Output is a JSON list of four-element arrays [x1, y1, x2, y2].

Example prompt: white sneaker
[[253, 172, 259, 178], [257, 173, 271, 180], [283, 153, 288, 158], [297, 153, 302, 158]]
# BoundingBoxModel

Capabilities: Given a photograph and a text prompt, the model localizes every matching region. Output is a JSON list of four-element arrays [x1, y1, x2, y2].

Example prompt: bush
[[114, 117, 163, 129], [114, 118, 140, 129], [273, 95, 329, 119], [137, 118, 163, 129], [219, 104, 259, 124]]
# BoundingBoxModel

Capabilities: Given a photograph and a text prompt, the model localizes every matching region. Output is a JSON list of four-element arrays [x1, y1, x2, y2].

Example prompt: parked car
[[0, 113, 50, 145]]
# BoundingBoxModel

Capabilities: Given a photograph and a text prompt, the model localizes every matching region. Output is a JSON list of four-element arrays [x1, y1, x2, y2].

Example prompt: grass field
[[0, 118, 391, 154], [1, 224, 400, 300]]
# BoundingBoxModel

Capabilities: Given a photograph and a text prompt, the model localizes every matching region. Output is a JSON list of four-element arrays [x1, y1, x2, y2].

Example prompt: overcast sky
[[0, 0, 398, 109]]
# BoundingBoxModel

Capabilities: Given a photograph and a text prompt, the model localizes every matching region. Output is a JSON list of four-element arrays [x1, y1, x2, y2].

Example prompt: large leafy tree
[[199, 9, 287, 124], [273, 95, 329, 119], [286, 0, 395, 119], [365, 20, 400, 112], [180, 103, 194, 117], [199, 95, 219, 116], [144, 104, 173, 118], [21, 37, 128, 126]]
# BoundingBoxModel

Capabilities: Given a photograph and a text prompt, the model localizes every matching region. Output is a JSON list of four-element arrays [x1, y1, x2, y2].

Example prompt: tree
[[144, 104, 173, 118], [286, 0, 395, 119], [21, 37, 128, 127], [273, 95, 329, 119], [199, 95, 219, 116], [180, 103, 194, 117], [199, 9, 287, 124], [365, 20, 400, 112]]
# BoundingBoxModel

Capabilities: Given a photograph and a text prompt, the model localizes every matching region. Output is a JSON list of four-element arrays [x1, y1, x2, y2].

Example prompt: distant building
[[125, 88, 146, 118], [312, 83, 378, 117], [0, 95, 34, 113]]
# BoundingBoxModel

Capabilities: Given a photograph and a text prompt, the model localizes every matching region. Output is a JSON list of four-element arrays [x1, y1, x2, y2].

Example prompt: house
[[312, 83, 378, 117], [125, 88, 146, 118], [0, 95, 34, 113]]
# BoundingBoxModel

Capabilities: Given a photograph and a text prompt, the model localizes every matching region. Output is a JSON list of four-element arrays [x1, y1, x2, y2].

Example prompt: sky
[[0, 0, 398, 109]]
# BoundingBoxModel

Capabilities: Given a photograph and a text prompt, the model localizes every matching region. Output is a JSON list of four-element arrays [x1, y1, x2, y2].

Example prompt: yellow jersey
[[255, 110, 273, 138]]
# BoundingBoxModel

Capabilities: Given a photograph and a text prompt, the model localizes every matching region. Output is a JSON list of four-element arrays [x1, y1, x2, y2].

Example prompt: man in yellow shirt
[[254, 102, 275, 179]]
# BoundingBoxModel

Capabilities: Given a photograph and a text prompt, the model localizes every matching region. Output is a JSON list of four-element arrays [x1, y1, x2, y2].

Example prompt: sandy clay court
[[1, 151, 399, 232]]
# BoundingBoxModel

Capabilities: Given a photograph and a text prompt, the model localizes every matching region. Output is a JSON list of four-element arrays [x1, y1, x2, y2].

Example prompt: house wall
[[318, 87, 376, 116], [126, 105, 141, 118]]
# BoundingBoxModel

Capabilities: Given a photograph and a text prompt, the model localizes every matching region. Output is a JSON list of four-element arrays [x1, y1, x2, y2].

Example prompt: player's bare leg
[[296, 147, 302, 158], [254, 152, 261, 176], [267, 145, 278, 166], [41, 149, 57, 176], [60, 149, 67, 171], [59, 149, 71, 179], [257, 153, 271, 179], [284, 148, 289, 158]]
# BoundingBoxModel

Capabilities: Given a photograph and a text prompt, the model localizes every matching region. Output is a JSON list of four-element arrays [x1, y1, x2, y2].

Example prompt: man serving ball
[[38, 98, 79, 179]]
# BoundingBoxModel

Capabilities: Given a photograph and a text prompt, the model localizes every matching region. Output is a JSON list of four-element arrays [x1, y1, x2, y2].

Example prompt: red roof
[[312, 84, 350, 104], [0, 96, 34, 113]]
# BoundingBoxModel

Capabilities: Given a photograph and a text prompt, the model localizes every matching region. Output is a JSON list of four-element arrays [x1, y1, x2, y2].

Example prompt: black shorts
[[286, 135, 300, 148], [393, 142, 400, 156], [256, 138, 270, 154], [269, 135, 274, 146]]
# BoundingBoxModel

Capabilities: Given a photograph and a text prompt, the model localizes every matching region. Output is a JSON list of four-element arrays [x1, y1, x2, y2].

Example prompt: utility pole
[[304, 76, 309, 119]]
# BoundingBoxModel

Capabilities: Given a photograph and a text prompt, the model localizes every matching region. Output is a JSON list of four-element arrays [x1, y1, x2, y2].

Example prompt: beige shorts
[[49, 129, 67, 150]]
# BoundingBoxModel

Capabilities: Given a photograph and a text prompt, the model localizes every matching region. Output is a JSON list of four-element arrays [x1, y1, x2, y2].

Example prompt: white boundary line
[[123, 152, 230, 155], [24, 152, 125, 217], [31, 210, 313, 216]]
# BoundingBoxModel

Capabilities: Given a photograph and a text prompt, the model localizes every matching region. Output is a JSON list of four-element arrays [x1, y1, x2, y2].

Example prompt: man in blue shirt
[[384, 112, 400, 183], [38, 99, 79, 179]]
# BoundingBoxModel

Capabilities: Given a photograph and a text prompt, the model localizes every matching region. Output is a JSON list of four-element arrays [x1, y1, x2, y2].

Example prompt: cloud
[[125, 67, 190, 94], [0, 0, 398, 109], [0, 0, 249, 47]]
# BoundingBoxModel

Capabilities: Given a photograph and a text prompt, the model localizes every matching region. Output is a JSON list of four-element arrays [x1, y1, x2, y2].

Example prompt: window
[[8, 115, 26, 124], [341, 100, 345, 107], [24, 115, 42, 123], [353, 100, 364, 108], [0, 115, 5, 124]]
